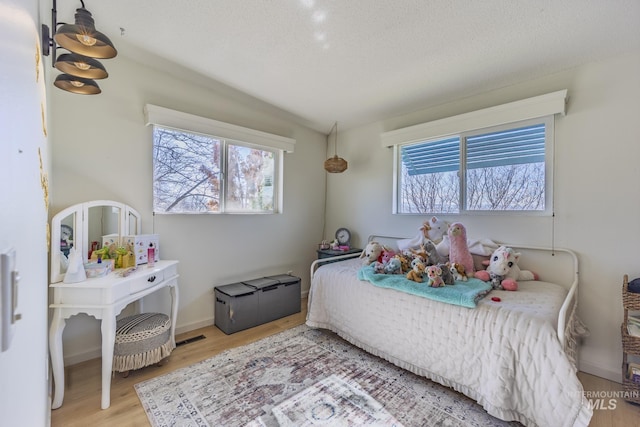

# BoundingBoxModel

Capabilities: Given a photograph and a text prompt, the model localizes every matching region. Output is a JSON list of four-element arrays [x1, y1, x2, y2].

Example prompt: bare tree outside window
[[400, 168, 459, 213], [226, 145, 275, 212], [466, 163, 545, 211], [153, 127, 221, 213], [153, 126, 277, 214]]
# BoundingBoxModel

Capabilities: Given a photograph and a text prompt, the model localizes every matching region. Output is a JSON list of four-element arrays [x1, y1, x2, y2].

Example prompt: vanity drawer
[[129, 269, 165, 294], [50, 260, 179, 306]]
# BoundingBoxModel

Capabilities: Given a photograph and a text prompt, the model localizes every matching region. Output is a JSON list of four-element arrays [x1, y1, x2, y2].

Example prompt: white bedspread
[[306, 258, 593, 427]]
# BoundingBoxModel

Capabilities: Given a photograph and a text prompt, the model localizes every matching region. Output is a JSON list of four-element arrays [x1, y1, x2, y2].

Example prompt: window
[[145, 105, 295, 214], [383, 90, 566, 215], [396, 118, 551, 214]]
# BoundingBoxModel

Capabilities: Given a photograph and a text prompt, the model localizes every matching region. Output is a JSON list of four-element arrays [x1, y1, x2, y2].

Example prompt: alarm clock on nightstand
[[335, 227, 351, 248]]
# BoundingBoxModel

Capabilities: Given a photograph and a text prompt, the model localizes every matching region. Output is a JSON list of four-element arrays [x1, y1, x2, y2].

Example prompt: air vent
[[176, 334, 205, 347]]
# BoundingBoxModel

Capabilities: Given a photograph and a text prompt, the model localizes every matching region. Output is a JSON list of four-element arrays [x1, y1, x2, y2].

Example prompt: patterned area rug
[[135, 325, 514, 427], [270, 374, 402, 426]]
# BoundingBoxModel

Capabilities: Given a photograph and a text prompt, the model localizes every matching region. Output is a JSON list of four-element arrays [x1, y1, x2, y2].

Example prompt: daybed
[[306, 235, 593, 427]]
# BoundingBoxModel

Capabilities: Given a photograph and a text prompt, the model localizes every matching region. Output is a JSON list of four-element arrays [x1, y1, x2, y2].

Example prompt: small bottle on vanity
[[147, 243, 155, 268]]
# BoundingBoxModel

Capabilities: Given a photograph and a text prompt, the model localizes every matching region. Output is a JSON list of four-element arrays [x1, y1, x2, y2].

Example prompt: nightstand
[[317, 247, 362, 260]]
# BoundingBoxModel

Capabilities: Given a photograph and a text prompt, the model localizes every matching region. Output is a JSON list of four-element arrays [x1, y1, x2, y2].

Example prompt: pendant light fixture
[[54, 53, 108, 79], [53, 5, 117, 59], [53, 74, 101, 95], [324, 121, 348, 173], [42, 0, 117, 95]]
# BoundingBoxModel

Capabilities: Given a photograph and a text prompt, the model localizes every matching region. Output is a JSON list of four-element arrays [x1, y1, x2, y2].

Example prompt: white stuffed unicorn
[[397, 216, 448, 251], [474, 246, 538, 291]]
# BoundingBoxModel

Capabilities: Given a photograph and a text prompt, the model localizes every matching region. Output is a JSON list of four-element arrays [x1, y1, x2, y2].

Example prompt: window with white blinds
[[467, 123, 545, 170], [396, 117, 553, 214]]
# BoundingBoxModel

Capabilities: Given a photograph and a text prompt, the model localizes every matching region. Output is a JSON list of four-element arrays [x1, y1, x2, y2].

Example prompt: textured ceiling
[[52, 0, 640, 132]]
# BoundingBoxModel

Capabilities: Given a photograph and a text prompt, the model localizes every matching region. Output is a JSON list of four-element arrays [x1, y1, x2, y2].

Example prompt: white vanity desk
[[48, 200, 179, 410], [49, 260, 179, 410]]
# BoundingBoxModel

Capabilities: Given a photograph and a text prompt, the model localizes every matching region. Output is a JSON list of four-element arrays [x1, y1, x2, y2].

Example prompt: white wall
[[49, 51, 327, 363], [0, 0, 51, 425], [325, 50, 640, 382]]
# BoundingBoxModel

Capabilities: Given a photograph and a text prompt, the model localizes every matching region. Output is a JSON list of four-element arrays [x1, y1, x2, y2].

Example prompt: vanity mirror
[[50, 200, 141, 283]]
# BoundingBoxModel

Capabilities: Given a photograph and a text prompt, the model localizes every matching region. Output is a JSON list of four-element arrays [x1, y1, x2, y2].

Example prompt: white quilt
[[306, 258, 593, 427]]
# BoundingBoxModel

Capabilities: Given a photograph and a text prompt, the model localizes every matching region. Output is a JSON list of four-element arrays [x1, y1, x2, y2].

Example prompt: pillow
[[472, 254, 490, 272]]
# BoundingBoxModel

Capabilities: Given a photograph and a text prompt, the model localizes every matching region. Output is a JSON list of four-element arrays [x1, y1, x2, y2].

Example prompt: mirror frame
[[50, 200, 142, 283]]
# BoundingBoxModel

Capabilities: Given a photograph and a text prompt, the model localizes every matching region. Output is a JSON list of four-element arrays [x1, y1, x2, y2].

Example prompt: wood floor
[[51, 301, 640, 427]]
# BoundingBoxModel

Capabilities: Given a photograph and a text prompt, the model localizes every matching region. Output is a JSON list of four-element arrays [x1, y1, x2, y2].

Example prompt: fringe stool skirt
[[113, 312, 175, 377]]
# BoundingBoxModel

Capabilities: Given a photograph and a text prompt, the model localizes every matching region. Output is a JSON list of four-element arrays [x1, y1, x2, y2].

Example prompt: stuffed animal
[[447, 222, 475, 276], [423, 240, 444, 265], [425, 265, 445, 287], [360, 241, 383, 265], [91, 246, 111, 260], [410, 241, 441, 265], [394, 254, 412, 273], [410, 256, 424, 270], [436, 235, 499, 259], [384, 257, 403, 275], [474, 246, 538, 291], [406, 260, 426, 282], [378, 247, 396, 264], [420, 216, 448, 244], [404, 245, 429, 264], [450, 262, 467, 282], [438, 262, 455, 285], [397, 216, 448, 251], [372, 261, 386, 274]]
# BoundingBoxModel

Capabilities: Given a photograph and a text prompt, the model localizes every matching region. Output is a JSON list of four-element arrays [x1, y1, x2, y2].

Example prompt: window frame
[[145, 105, 295, 215], [392, 116, 555, 216]]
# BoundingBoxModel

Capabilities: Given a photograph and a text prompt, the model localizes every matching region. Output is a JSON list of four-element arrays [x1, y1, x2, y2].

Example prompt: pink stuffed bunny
[[447, 222, 474, 276]]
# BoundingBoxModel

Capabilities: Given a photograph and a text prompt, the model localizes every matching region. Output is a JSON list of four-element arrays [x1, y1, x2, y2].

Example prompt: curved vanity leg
[[100, 310, 116, 410], [169, 283, 179, 347], [49, 309, 66, 409]]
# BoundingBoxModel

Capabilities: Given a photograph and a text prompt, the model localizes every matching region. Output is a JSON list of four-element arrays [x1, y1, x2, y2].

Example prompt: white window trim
[[381, 90, 567, 147], [144, 104, 296, 153]]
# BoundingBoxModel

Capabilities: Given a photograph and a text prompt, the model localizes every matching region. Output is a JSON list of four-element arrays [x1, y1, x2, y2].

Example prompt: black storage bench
[[214, 274, 301, 334]]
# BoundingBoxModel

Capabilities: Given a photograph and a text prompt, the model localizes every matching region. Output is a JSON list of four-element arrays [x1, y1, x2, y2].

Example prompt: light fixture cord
[[330, 121, 338, 156]]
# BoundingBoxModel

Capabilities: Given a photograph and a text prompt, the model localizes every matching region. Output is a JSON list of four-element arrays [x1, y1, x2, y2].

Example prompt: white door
[[0, 0, 51, 425]]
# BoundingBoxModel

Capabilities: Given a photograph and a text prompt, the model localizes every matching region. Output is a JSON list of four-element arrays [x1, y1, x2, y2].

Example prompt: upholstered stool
[[113, 312, 174, 377]]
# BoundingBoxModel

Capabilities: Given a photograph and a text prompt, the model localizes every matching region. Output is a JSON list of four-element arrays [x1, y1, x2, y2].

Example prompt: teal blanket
[[358, 265, 491, 308]]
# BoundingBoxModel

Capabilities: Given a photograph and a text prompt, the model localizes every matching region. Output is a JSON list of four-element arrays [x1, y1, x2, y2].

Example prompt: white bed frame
[[310, 235, 579, 354], [307, 234, 590, 426]]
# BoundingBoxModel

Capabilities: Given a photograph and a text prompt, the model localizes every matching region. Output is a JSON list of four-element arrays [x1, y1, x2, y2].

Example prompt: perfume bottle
[[147, 243, 155, 268]]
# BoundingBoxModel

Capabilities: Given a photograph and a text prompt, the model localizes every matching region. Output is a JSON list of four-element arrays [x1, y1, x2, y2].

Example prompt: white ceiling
[[52, 0, 640, 133]]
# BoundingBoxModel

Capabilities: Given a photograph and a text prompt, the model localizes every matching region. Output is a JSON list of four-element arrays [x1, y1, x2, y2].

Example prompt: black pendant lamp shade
[[54, 53, 108, 79], [54, 6, 117, 59], [54, 74, 101, 95], [42, 1, 116, 94]]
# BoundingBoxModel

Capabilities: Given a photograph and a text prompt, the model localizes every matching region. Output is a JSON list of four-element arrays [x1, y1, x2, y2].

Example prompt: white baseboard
[[175, 317, 214, 335], [579, 359, 621, 384]]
